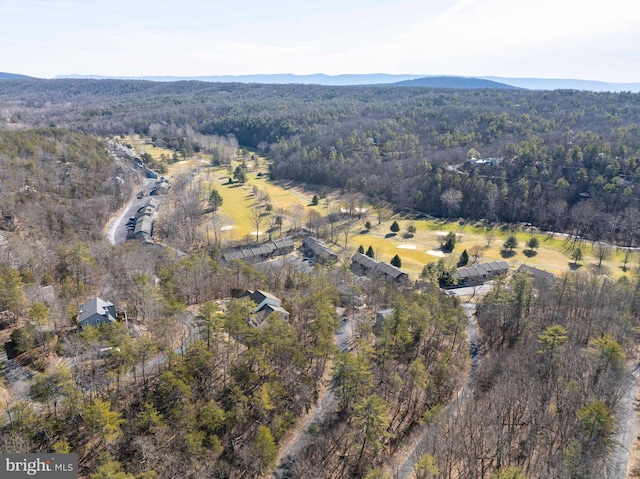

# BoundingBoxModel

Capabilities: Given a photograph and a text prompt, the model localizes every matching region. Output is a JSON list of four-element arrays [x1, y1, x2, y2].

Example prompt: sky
[[2, 0, 640, 82]]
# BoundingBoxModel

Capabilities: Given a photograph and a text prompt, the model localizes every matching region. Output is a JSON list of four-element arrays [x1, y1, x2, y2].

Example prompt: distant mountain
[[482, 76, 640, 93], [390, 76, 520, 89], [56, 73, 426, 85], [51, 73, 640, 92], [0, 72, 34, 80]]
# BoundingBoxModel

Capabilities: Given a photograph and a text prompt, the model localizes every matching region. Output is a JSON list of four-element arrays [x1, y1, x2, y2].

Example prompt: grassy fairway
[[120, 135, 638, 282], [205, 169, 326, 242], [354, 218, 637, 281]]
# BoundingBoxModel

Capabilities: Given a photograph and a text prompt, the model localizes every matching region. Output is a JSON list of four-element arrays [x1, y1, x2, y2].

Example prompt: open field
[[122, 135, 639, 282]]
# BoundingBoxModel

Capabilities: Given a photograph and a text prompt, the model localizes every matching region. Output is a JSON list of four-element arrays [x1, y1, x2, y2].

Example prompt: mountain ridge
[[2, 71, 635, 92], [390, 76, 520, 90], [0, 71, 35, 80]]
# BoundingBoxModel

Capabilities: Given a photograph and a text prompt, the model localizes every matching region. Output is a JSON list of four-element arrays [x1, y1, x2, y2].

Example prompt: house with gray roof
[[222, 238, 294, 263], [238, 290, 290, 327], [453, 261, 509, 286], [78, 297, 117, 329], [351, 253, 378, 276], [374, 262, 409, 283], [302, 236, 338, 264], [517, 264, 556, 285], [350, 253, 409, 284]]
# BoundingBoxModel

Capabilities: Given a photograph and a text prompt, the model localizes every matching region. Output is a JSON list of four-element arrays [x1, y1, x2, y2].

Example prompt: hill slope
[[482, 76, 640, 92], [391, 76, 520, 89], [0, 71, 34, 80]]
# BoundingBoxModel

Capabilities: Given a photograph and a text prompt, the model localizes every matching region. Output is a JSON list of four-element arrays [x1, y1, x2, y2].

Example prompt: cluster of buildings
[[127, 198, 159, 244]]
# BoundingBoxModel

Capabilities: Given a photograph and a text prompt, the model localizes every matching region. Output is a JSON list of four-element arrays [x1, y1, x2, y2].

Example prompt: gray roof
[[303, 236, 338, 260], [261, 304, 290, 316], [134, 216, 154, 237], [375, 262, 407, 279], [352, 252, 378, 270], [517, 264, 555, 282], [135, 205, 155, 218], [377, 308, 395, 318], [239, 290, 281, 308], [274, 238, 294, 249], [78, 297, 115, 323], [222, 238, 295, 262], [453, 261, 509, 280]]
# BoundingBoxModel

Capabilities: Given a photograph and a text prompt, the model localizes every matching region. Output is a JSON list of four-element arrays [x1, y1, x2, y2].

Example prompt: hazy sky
[[2, 0, 640, 81]]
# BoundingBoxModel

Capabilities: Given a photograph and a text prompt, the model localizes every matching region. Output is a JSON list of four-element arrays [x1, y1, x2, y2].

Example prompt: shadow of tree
[[523, 249, 538, 258], [500, 249, 516, 258]]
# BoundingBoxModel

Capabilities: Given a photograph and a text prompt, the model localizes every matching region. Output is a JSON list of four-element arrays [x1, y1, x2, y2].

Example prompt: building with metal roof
[[222, 238, 294, 263], [350, 253, 409, 284], [302, 236, 338, 264], [453, 261, 509, 286]]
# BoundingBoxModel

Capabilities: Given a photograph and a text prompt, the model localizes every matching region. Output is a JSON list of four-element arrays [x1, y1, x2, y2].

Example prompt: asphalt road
[[607, 363, 640, 479], [272, 317, 355, 478], [107, 178, 156, 245], [394, 303, 479, 479]]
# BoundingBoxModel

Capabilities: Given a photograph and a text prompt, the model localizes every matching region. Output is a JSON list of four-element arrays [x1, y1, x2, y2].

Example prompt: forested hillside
[[2, 79, 640, 244], [0, 79, 640, 479]]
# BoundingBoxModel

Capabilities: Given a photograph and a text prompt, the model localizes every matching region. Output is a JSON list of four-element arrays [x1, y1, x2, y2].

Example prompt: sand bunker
[[221, 225, 234, 231], [427, 250, 445, 257], [250, 230, 263, 236], [397, 244, 417, 250]]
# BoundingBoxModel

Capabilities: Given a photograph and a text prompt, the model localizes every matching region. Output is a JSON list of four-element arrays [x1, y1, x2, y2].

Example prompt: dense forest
[[2, 79, 640, 245], [0, 79, 640, 478]]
